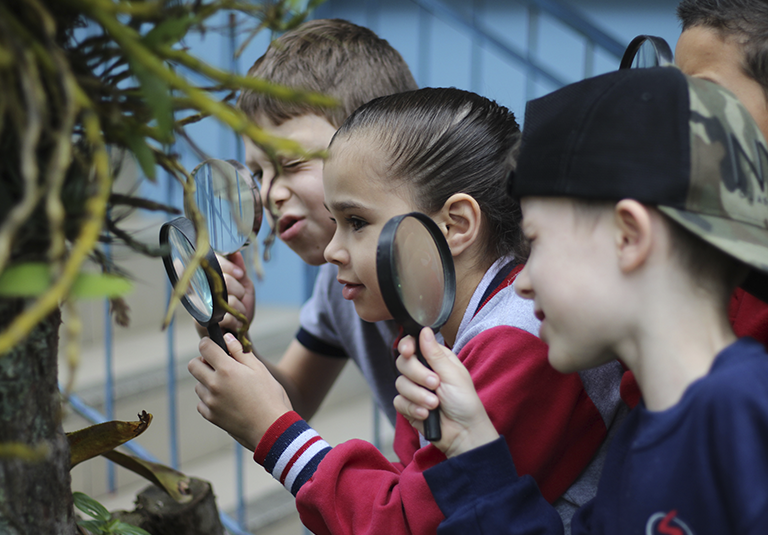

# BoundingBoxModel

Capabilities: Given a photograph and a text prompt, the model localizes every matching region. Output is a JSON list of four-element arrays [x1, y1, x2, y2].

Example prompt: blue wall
[[146, 0, 685, 306]]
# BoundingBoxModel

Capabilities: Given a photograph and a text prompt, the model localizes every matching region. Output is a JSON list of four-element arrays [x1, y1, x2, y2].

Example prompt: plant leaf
[[112, 521, 152, 535], [0, 263, 49, 296], [67, 411, 152, 468], [127, 58, 174, 142], [143, 15, 197, 49], [0, 263, 133, 299], [76, 519, 106, 532], [73, 492, 111, 522], [70, 272, 133, 299], [101, 450, 193, 504], [123, 131, 157, 181]]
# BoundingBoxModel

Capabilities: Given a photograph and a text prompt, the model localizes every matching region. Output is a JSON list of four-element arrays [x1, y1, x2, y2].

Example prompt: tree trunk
[[0, 298, 76, 534]]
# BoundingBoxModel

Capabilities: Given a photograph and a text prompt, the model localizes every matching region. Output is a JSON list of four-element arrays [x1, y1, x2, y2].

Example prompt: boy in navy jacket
[[394, 66, 768, 534]]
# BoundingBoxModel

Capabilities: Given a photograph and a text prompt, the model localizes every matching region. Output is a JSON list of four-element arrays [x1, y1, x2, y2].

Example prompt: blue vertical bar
[[470, 0, 484, 94], [418, 6, 431, 87], [165, 151, 180, 471], [166, 287, 179, 469], [104, 238, 116, 493], [583, 39, 595, 80], [526, 6, 540, 102], [230, 11, 247, 530]]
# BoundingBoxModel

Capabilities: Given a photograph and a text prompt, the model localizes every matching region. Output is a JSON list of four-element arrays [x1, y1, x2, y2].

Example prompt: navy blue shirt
[[426, 338, 768, 534]]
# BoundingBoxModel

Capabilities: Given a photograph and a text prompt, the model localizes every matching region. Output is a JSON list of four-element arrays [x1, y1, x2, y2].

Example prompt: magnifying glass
[[189, 159, 263, 255], [619, 35, 674, 69], [160, 216, 229, 353], [377, 212, 456, 442]]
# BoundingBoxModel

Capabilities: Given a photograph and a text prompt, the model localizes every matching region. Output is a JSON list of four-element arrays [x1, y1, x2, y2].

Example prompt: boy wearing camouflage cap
[[393, 66, 768, 534]]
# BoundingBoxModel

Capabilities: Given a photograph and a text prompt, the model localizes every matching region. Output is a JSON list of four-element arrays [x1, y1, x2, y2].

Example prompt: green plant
[[0, 1, 332, 531], [74, 492, 151, 535]]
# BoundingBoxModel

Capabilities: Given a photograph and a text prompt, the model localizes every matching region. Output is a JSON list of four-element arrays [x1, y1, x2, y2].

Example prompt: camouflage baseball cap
[[509, 66, 768, 298]]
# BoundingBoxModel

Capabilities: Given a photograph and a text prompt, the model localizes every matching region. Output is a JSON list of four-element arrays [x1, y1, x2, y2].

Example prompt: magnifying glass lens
[[393, 217, 445, 327], [167, 225, 214, 320], [193, 159, 259, 255]]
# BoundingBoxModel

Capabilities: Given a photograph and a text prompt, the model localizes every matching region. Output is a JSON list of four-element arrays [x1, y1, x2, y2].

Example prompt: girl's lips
[[534, 309, 545, 322], [278, 216, 304, 242], [340, 281, 363, 301]]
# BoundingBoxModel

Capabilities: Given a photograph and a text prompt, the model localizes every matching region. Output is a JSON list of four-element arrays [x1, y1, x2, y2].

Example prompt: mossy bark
[[0, 298, 76, 534]]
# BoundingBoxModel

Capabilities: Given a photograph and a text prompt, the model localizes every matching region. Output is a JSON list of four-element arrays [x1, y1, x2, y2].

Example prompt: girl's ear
[[434, 193, 483, 257], [614, 199, 652, 273]]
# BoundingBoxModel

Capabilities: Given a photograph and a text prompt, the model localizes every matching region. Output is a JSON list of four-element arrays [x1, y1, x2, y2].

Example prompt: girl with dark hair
[[189, 88, 625, 535]]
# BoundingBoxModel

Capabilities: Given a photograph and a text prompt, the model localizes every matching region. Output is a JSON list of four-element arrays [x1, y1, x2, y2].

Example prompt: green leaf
[[70, 272, 133, 299], [0, 263, 132, 299], [77, 519, 107, 533], [112, 521, 152, 535], [0, 263, 49, 296], [127, 58, 174, 142], [73, 492, 111, 522], [143, 15, 196, 49], [124, 131, 157, 181]]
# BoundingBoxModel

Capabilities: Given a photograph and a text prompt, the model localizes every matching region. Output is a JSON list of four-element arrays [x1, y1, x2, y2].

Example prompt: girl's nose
[[324, 230, 348, 266], [514, 264, 534, 300]]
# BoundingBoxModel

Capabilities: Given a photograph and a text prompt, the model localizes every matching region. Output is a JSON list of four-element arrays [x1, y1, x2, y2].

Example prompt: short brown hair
[[678, 0, 768, 100], [237, 19, 418, 128]]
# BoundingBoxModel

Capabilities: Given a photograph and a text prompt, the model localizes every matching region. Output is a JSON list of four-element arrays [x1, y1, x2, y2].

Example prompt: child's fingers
[[217, 253, 244, 279], [223, 273, 246, 301], [395, 374, 439, 410], [393, 393, 430, 423], [418, 327, 465, 380], [226, 251, 247, 273], [396, 350, 440, 390], [397, 335, 416, 358], [197, 337, 230, 370], [223, 332, 251, 364]]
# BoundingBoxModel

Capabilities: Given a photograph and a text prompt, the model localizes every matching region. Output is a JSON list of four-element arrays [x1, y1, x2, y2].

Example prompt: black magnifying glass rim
[[159, 216, 228, 327], [188, 158, 263, 253], [619, 34, 674, 70], [376, 211, 456, 336]]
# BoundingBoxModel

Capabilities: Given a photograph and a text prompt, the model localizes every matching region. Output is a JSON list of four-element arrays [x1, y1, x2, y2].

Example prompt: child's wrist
[[446, 418, 499, 459]]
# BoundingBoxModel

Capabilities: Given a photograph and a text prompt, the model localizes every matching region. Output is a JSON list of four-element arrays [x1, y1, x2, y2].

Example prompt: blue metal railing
[[410, 0, 625, 98], [79, 1, 627, 533]]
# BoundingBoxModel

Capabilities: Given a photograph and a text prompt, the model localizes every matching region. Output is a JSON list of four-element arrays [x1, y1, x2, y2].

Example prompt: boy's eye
[[250, 169, 263, 184], [283, 160, 306, 172]]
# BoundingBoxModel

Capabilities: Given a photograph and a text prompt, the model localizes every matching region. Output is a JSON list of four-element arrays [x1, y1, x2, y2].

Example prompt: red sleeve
[[459, 325, 607, 503], [730, 288, 768, 348]]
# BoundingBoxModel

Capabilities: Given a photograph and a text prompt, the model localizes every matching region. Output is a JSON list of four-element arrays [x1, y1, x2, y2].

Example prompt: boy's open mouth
[[278, 215, 302, 240]]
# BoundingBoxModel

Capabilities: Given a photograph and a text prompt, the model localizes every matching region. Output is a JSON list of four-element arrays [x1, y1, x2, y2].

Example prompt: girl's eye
[[347, 217, 367, 231], [251, 169, 263, 184]]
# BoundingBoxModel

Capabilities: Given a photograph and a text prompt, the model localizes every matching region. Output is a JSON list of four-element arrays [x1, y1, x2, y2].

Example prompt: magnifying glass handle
[[206, 323, 231, 356], [415, 345, 441, 442]]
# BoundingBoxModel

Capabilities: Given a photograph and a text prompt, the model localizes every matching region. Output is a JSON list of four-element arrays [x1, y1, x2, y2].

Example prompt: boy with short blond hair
[[218, 18, 417, 423], [394, 66, 768, 534]]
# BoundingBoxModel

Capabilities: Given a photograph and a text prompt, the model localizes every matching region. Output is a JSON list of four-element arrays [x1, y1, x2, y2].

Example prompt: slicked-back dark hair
[[237, 19, 417, 128], [331, 87, 525, 263], [678, 0, 768, 99]]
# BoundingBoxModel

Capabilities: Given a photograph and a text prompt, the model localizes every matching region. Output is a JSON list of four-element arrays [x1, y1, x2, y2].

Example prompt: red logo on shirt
[[645, 510, 693, 535]]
